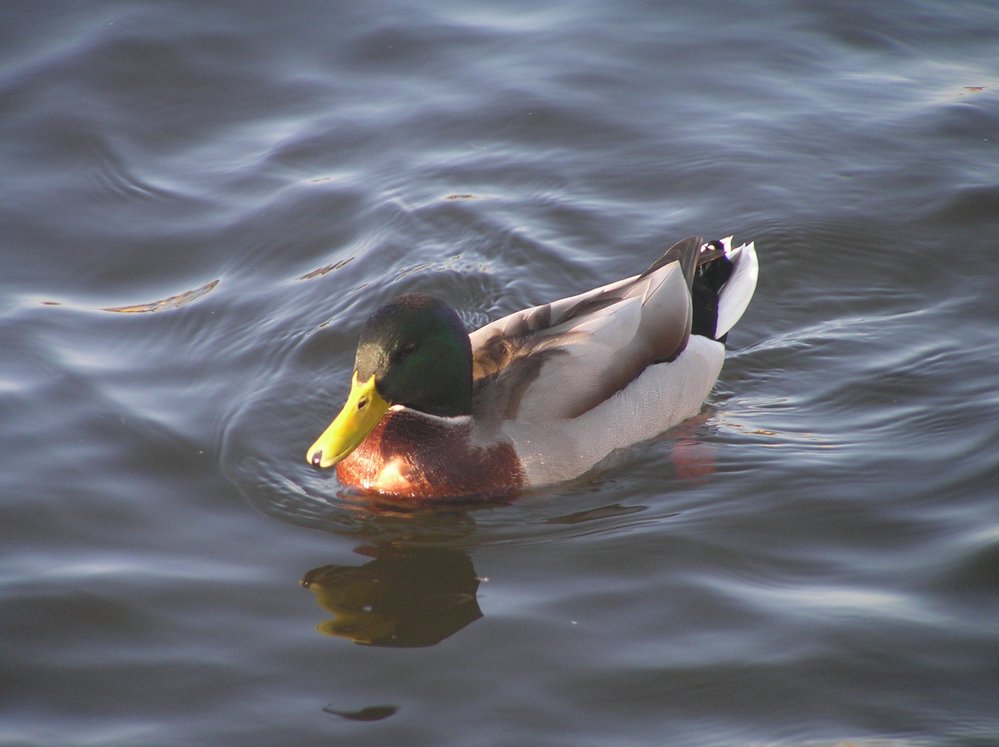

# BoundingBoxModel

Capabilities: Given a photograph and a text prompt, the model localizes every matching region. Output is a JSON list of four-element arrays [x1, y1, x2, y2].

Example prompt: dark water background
[[3, 1, 999, 745]]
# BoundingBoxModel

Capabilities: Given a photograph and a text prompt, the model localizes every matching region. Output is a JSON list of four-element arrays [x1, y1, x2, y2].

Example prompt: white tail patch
[[715, 240, 759, 338]]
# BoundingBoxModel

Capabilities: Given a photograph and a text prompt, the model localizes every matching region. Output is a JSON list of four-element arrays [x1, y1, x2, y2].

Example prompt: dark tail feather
[[690, 239, 736, 342], [647, 235, 749, 343]]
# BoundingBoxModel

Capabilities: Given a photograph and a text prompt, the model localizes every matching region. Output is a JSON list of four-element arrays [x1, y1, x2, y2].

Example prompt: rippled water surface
[[3, 2, 999, 745]]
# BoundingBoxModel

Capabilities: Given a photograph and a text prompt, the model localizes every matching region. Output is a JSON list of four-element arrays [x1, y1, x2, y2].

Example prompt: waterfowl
[[307, 235, 758, 501]]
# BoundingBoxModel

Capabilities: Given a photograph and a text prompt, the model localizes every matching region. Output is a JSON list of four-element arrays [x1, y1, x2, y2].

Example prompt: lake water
[[2, 1, 998, 745]]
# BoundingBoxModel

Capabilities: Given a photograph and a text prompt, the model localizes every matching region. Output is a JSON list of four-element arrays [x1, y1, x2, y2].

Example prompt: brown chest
[[336, 409, 525, 502]]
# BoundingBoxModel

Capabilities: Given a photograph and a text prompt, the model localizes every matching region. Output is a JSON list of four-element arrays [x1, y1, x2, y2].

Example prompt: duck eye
[[398, 342, 418, 357]]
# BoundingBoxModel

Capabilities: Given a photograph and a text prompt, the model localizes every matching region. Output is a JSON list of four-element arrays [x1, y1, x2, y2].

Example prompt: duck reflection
[[301, 543, 482, 647]]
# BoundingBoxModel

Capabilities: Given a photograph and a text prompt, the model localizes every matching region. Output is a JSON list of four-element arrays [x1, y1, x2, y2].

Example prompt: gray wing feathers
[[470, 248, 695, 423]]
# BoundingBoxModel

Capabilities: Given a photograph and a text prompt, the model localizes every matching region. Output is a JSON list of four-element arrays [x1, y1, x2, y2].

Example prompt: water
[[2, 1, 998, 745]]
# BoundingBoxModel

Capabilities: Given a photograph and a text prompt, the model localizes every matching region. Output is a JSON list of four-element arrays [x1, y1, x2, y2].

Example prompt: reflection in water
[[545, 502, 646, 525], [668, 413, 717, 481], [669, 436, 716, 481], [322, 704, 398, 722], [301, 544, 483, 647], [100, 278, 220, 313]]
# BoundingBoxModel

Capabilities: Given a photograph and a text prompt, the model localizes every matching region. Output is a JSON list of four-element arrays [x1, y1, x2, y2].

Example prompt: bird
[[306, 235, 758, 502]]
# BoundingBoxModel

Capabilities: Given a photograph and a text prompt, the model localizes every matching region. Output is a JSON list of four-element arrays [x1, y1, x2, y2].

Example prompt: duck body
[[308, 236, 758, 502]]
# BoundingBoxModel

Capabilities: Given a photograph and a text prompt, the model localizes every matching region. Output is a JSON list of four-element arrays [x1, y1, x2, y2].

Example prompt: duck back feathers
[[475, 236, 759, 487]]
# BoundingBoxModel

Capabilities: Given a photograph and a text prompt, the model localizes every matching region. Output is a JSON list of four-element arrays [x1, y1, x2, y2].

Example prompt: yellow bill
[[307, 372, 390, 468]]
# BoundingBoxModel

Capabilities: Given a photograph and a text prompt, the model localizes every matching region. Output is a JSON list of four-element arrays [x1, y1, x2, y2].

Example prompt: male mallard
[[307, 236, 758, 501]]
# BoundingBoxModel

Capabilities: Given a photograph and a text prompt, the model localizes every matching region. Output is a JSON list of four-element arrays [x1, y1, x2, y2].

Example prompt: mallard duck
[[307, 235, 758, 501]]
